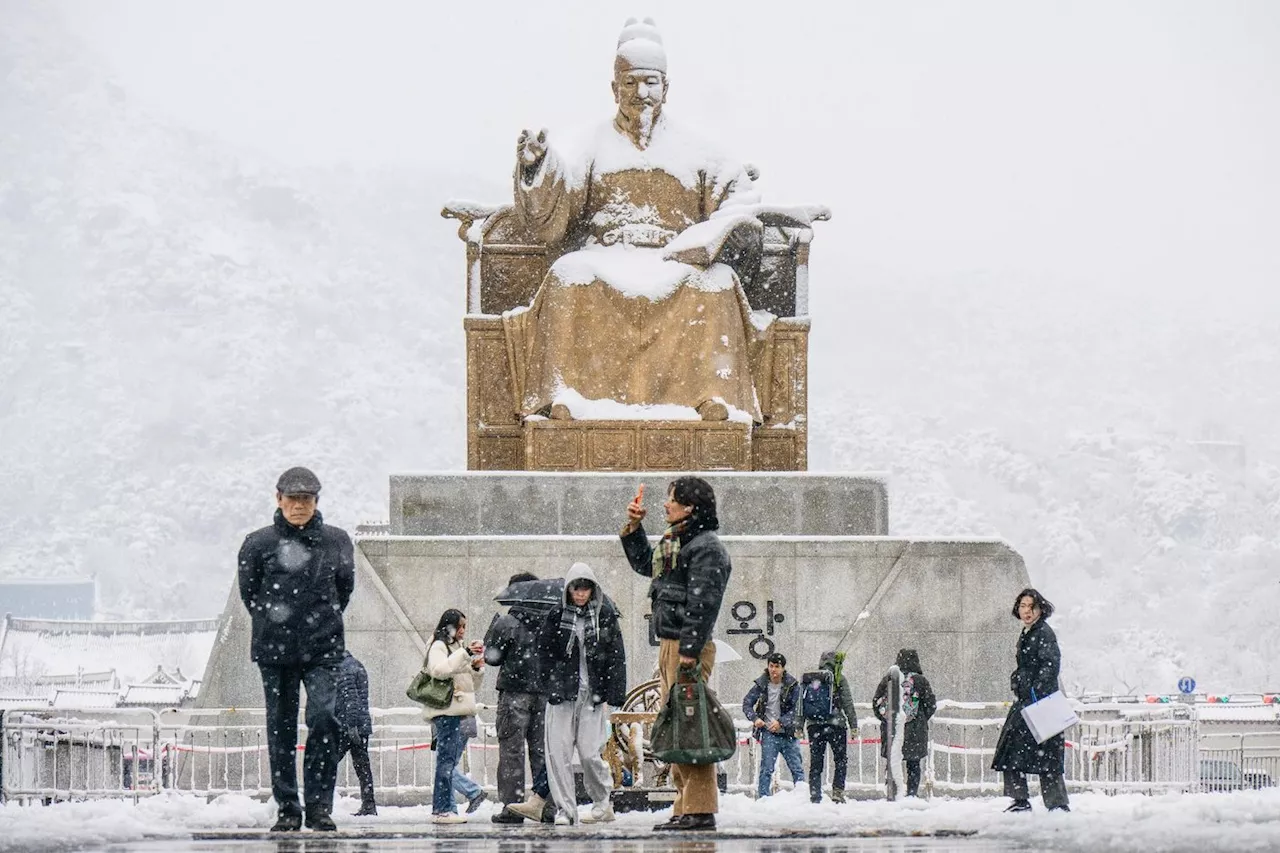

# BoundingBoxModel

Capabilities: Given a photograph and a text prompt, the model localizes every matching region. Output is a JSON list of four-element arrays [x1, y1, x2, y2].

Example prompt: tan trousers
[[658, 638, 719, 815]]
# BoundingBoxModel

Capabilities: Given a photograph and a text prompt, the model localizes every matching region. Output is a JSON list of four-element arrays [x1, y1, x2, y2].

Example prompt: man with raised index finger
[[620, 476, 732, 832]]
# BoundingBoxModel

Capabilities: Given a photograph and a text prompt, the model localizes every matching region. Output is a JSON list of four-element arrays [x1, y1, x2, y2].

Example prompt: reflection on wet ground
[[95, 830, 1025, 853]]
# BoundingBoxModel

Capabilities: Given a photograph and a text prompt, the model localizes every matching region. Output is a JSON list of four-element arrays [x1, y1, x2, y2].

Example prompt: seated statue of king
[[503, 19, 775, 425]]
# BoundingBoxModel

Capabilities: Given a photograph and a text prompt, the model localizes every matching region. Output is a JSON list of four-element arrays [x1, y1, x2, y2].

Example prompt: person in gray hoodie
[[535, 562, 627, 825]]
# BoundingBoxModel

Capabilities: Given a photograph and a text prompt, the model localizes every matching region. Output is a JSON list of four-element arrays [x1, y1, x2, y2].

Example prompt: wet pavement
[[86, 828, 1025, 853]]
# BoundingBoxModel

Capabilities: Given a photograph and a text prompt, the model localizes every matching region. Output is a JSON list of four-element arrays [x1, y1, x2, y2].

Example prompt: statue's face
[[612, 62, 667, 126]]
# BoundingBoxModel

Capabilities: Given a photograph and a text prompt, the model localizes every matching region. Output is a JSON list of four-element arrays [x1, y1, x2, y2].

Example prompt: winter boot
[[1004, 799, 1032, 813], [507, 793, 546, 821], [465, 791, 487, 814], [490, 806, 526, 824], [304, 804, 337, 831], [580, 802, 616, 823], [270, 811, 302, 832], [683, 813, 716, 831], [831, 788, 847, 804], [354, 801, 378, 816]]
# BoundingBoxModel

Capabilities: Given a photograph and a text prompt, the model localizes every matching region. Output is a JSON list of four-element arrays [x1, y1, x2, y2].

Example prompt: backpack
[[901, 673, 921, 721], [801, 670, 836, 721]]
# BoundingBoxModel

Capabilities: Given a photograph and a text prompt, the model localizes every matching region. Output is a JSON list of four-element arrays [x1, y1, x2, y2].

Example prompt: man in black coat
[[335, 651, 376, 815], [484, 572, 550, 824], [990, 588, 1070, 812], [238, 467, 355, 832], [622, 476, 732, 832]]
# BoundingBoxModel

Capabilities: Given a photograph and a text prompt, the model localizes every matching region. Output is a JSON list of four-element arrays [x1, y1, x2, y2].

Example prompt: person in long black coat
[[990, 587, 1070, 812], [872, 648, 937, 797]]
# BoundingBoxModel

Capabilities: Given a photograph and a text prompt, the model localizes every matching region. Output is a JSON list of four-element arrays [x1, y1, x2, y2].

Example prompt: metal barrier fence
[[0, 701, 1248, 804]]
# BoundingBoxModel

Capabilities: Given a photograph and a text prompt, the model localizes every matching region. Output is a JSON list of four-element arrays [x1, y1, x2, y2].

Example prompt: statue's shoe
[[696, 400, 729, 421]]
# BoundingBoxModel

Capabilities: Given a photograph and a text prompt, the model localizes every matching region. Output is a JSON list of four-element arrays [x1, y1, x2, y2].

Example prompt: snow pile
[[4, 790, 1280, 852]]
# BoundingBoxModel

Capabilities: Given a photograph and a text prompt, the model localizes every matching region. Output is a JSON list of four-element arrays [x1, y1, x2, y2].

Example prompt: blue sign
[[1178, 676, 1196, 695]]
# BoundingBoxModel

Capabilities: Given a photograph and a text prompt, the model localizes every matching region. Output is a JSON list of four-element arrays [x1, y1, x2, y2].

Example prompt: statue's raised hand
[[517, 128, 548, 172]]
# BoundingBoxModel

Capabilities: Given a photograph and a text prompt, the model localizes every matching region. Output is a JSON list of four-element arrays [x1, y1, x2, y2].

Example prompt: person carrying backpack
[[872, 649, 937, 798], [800, 650, 857, 803]]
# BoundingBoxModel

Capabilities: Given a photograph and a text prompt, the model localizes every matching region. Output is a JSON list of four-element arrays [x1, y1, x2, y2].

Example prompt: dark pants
[[532, 764, 550, 799], [1003, 770, 1069, 809], [258, 661, 342, 814], [807, 724, 848, 802], [339, 730, 376, 807], [495, 690, 546, 805], [906, 759, 922, 797]]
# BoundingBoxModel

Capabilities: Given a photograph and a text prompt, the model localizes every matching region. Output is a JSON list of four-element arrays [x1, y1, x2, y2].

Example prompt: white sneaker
[[507, 793, 546, 821], [432, 812, 467, 824], [554, 810, 576, 826], [580, 802, 616, 824]]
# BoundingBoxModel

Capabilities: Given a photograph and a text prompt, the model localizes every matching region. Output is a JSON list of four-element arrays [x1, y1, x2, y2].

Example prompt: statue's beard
[[619, 103, 661, 149]]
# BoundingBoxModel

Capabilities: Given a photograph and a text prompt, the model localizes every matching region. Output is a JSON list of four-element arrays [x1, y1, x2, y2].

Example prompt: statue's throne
[[443, 194, 827, 472]]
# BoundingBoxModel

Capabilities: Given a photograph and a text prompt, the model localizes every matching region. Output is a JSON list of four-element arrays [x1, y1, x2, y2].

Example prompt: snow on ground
[[3, 788, 1280, 852]]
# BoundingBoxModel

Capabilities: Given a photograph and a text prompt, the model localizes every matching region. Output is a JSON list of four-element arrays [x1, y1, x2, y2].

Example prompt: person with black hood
[[484, 571, 551, 824], [743, 652, 806, 798], [622, 476, 733, 832], [536, 562, 627, 825], [804, 650, 857, 803], [238, 466, 355, 832], [334, 651, 376, 816], [872, 649, 937, 798], [991, 588, 1070, 813]]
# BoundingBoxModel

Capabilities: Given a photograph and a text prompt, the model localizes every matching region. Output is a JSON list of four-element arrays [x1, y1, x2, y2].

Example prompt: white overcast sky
[[49, 0, 1280, 297]]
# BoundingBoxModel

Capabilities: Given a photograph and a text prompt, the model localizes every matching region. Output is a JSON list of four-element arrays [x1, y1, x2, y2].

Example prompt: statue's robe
[[502, 116, 772, 421]]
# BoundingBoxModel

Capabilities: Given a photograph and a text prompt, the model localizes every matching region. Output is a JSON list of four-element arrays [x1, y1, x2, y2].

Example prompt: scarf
[[559, 597, 601, 652], [651, 518, 690, 579]]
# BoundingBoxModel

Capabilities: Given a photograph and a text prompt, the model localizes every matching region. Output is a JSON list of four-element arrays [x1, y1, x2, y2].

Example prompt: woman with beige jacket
[[423, 608, 485, 823]]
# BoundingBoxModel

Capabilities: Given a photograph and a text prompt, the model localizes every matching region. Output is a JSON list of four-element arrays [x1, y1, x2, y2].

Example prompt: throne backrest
[[442, 202, 816, 318]]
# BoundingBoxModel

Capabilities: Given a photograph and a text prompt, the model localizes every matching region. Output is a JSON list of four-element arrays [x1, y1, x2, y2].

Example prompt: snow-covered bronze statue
[[444, 17, 826, 471], [502, 18, 821, 423]]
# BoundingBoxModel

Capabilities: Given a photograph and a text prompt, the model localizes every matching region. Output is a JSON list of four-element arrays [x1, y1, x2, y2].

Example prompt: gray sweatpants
[[544, 690, 611, 822]]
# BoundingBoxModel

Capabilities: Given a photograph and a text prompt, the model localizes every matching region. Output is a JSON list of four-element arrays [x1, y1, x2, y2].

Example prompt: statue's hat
[[615, 17, 666, 73]]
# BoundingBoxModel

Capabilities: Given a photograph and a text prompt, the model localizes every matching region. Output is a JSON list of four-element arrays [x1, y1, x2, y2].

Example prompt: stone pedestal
[[389, 472, 889, 537], [524, 420, 752, 472]]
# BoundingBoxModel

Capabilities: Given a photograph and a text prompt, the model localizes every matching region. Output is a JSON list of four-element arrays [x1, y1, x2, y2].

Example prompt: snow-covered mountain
[[2, 5, 1276, 694]]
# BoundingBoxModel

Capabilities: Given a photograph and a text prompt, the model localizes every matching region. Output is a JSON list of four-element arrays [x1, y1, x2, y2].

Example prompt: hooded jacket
[[537, 562, 628, 707], [873, 648, 937, 761], [806, 651, 857, 732], [335, 651, 373, 737], [237, 509, 355, 667]]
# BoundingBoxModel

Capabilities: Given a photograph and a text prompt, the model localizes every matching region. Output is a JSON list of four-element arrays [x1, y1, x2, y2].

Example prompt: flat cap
[[276, 466, 321, 496]]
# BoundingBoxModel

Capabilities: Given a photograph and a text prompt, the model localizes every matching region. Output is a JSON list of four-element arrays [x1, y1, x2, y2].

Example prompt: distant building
[[0, 615, 219, 709], [0, 577, 96, 619]]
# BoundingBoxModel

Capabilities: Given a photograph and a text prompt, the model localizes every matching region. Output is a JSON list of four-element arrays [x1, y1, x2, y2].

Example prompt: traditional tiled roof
[[119, 683, 188, 707], [0, 615, 220, 686], [50, 688, 121, 709]]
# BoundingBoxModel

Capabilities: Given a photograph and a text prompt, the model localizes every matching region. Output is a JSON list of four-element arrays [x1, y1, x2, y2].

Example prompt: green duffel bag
[[651, 663, 737, 765]]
